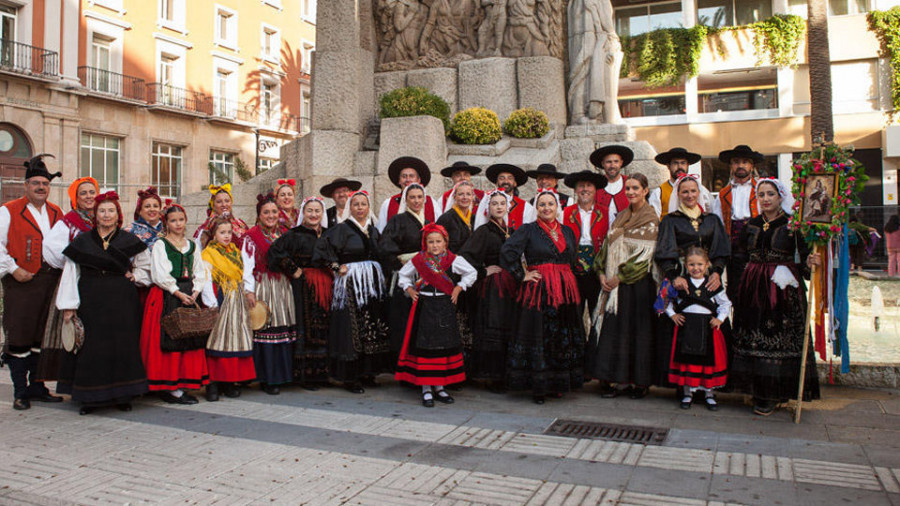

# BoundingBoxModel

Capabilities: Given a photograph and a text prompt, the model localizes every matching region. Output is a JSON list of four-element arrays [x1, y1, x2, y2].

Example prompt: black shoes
[[13, 398, 30, 411], [261, 384, 280, 395], [753, 399, 776, 416], [345, 383, 365, 394], [435, 390, 454, 404], [31, 393, 63, 403], [629, 387, 650, 400], [222, 383, 241, 398], [705, 397, 719, 411], [206, 383, 220, 402], [159, 392, 199, 405], [680, 396, 693, 409], [422, 392, 435, 408]]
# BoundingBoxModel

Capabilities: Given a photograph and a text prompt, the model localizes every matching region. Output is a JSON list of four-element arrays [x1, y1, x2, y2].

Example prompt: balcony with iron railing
[[146, 83, 212, 115], [0, 38, 58, 78], [210, 97, 257, 123], [78, 66, 145, 101], [257, 110, 310, 134]]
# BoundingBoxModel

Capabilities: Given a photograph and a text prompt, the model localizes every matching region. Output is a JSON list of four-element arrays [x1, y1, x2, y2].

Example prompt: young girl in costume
[[201, 217, 256, 401], [665, 246, 731, 411], [395, 224, 477, 407]]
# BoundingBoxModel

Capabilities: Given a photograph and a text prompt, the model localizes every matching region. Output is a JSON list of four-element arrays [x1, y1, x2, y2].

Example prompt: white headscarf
[[443, 180, 476, 214], [755, 177, 795, 215], [532, 187, 564, 223], [474, 189, 511, 229], [340, 190, 377, 231], [396, 183, 427, 226], [300, 196, 326, 228], [667, 175, 714, 214]]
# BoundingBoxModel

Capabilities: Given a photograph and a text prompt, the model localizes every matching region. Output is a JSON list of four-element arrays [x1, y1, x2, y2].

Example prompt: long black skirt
[[507, 303, 585, 396], [586, 276, 658, 386], [468, 275, 517, 381], [291, 277, 330, 384], [729, 265, 820, 403], [57, 272, 148, 405], [329, 285, 391, 383]]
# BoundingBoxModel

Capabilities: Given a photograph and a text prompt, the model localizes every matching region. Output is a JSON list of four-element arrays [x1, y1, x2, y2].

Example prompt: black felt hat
[[319, 177, 362, 198], [24, 154, 61, 181], [485, 164, 527, 186], [590, 145, 634, 169], [440, 161, 481, 178], [718, 145, 764, 164], [525, 164, 566, 180], [563, 170, 608, 191], [388, 156, 431, 188], [655, 147, 701, 166]]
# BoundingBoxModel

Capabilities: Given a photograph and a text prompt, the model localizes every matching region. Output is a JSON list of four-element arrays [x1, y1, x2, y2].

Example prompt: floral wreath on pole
[[788, 142, 868, 244]]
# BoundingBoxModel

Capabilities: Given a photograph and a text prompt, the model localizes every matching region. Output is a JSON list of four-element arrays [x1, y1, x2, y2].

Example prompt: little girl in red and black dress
[[395, 224, 477, 407]]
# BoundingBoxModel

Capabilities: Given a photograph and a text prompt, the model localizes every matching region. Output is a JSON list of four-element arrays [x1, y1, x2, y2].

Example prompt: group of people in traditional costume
[[1, 143, 821, 417]]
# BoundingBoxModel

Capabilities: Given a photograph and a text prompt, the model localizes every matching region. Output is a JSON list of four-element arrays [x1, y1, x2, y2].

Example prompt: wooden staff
[[794, 243, 820, 424]]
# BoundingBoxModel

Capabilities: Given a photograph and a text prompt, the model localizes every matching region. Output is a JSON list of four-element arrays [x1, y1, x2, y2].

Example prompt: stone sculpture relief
[[567, 0, 624, 124], [375, 0, 564, 71]]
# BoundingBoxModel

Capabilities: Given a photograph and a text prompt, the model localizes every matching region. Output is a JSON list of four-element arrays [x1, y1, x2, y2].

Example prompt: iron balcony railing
[[78, 66, 145, 101], [211, 97, 256, 123], [0, 38, 58, 78], [146, 82, 212, 114], [258, 111, 309, 133]]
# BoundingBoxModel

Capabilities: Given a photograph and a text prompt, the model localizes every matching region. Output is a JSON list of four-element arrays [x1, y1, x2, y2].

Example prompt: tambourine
[[61, 316, 85, 354]]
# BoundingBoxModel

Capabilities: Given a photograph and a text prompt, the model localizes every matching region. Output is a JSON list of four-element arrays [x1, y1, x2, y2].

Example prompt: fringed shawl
[[601, 203, 660, 317]]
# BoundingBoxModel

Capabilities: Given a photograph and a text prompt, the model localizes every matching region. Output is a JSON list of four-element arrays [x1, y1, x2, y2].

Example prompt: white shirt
[[377, 193, 442, 233], [665, 277, 732, 322], [44, 219, 78, 270], [521, 199, 538, 225], [604, 177, 625, 226], [56, 247, 152, 310], [149, 239, 209, 295], [578, 206, 594, 247], [397, 255, 478, 294], [0, 202, 55, 277], [713, 179, 754, 222], [239, 239, 263, 294]]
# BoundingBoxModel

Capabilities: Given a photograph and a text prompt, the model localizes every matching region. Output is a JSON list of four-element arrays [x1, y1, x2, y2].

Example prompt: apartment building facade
[[0, 0, 315, 211], [615, 0, 899, 208]]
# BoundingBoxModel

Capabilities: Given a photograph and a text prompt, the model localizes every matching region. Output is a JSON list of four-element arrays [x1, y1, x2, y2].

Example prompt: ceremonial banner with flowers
[[789, 143, 867, 383]]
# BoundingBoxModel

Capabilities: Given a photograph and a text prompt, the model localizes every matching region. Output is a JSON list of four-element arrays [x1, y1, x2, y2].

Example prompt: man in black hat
[[562, 170, 608, 319], [320, 177, 363, 228], [377, 156, 442, 232], [649, 147, 703, 218], [484, 164, 536, 228], [590, 145, 633, 226], [526, 164, 571, 208], [440, 161, 485, 211], [0, 154, 65, 410], [713, 145, 763, 302]]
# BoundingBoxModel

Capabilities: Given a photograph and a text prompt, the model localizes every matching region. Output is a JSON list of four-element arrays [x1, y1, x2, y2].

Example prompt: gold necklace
[[762, 211, 784, 232], [100, 229, 115, 250], [492, 220, 510, 239]]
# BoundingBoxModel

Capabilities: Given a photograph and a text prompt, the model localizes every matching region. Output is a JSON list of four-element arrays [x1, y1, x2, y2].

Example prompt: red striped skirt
[[667, 325, 728, 389]]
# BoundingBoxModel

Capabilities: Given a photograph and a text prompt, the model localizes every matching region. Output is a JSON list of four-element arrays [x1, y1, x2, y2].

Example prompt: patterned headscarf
[[134, 186, 164, 221], [207, 183, 233, 216]]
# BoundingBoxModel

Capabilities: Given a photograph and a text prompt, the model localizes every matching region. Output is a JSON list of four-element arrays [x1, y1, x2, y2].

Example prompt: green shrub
[[504, 108, 550, 139], [449, 107, 502, 145], [379, 86, 451, 131]]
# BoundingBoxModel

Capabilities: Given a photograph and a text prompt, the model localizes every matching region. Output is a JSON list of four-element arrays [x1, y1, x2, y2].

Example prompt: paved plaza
[[1, 374, 899, 505]]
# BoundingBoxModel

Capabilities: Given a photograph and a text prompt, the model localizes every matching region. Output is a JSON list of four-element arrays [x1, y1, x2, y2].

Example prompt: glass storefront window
[[619, 95, 686, 117], [700, 88, 777, 112], [615, 2, 682, 37]]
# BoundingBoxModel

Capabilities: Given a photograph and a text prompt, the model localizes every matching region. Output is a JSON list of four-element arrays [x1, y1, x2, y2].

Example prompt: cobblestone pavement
[[1, 374, 899, 505]]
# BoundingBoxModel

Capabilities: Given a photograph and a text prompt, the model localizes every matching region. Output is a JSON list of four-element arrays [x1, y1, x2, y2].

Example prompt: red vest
[[595, 175, 629, 216], [718, 179, 758, 236], [441, 188, 485, 212], [386, 193, 437, 223], [563, 204, 607, 252], [507, 196, 528, 229], [3, 197, 62, 274]]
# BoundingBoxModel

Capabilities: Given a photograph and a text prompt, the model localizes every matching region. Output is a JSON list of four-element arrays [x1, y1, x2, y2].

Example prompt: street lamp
[[253, 128, 260, 176]]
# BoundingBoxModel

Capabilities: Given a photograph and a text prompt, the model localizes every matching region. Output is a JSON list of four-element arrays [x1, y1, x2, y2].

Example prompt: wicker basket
[[161, 302, 219, 341]]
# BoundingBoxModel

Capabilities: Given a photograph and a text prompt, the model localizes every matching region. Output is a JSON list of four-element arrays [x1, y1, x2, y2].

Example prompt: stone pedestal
[[517, 57, 566, 126], [407, 67, 459, 114], [377, 115, 448, 202], [458, 57, 517, 121], [311, 51, 361, 133]]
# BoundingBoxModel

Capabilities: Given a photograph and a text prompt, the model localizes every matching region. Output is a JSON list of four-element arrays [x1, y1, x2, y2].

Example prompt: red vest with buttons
[[3, 197, 63, 274]]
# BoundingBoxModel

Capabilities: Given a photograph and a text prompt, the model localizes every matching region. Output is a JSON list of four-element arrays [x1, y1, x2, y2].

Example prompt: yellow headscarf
[[202, 241, 243, 293], [207, 184, 233, 215]]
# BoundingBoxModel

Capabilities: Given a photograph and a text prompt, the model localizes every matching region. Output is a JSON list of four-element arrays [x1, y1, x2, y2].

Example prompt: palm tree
[[807, 0, 834, 143]]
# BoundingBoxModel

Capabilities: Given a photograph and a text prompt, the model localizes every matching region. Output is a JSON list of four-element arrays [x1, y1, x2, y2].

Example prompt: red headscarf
[[420, 223, 449, 251], [94, 191, 124, 228], [134, 186, 163, 221]]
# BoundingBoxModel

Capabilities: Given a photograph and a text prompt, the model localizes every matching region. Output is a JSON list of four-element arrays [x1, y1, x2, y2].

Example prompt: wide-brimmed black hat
[[24, 154, 61, 181], [320, 177, 362, 198], [485, 164, 527, 186], [563, 170, 608, 191], [525, 164, 566, 180], [440, 161, 481, 178], [718, 145, 764, 164], [388, 156, 431, 188], [590, 145, 634, 169], [655, 147, 701, 166]]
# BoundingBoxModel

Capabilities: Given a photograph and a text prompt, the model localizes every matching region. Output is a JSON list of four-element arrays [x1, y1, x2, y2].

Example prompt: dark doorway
[[0, 123, 33, 204]]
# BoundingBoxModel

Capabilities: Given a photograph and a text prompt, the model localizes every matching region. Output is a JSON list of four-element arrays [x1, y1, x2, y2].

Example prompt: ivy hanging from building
[[867, 7, 900, 115], [747, 14, 806, 68]]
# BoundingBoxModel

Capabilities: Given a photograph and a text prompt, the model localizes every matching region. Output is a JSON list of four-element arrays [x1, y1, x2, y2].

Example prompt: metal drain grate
[[544, 419, 669, 445]]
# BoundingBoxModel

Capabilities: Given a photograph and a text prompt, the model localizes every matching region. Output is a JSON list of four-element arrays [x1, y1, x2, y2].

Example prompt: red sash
[[410, 251, 457, 295], [63, 210, 93, 241]]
